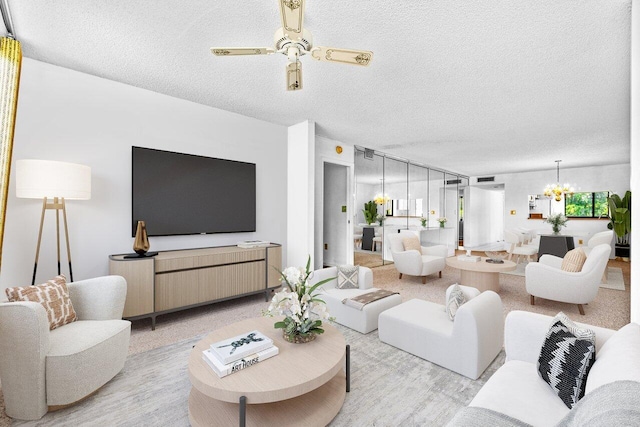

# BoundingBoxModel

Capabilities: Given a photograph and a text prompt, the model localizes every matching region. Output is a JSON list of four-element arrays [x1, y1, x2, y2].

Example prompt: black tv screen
[[132, 146, 256, 236]]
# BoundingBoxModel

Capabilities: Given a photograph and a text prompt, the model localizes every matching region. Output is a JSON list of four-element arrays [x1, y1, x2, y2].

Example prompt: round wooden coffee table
[[445, 257, 517, 292], [188, 316, 347, 427]]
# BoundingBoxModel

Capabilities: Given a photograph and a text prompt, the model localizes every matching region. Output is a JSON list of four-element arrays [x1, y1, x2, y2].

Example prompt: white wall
[[481, 164, 631, 241], [287, 121, 315, 268], [631, 0, 639, 323], [1, 58, 288, 290]]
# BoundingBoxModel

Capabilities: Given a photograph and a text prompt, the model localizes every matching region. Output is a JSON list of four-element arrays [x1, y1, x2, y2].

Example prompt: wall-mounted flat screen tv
[[132, 146, 256, 237]]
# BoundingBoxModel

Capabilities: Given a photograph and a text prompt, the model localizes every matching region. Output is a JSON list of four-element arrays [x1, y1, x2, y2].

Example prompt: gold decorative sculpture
[[133, 221, 150, 255]]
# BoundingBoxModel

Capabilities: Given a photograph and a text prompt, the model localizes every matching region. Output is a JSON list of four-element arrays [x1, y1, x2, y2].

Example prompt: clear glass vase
[[283, 331, 317, 344]]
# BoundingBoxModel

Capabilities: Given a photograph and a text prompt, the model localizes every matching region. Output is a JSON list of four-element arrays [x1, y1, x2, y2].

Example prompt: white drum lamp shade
[[16, 160, 91, 200]]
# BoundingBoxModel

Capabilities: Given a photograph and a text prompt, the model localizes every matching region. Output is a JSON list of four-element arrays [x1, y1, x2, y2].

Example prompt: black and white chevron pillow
[[537, 312, 596, 409]]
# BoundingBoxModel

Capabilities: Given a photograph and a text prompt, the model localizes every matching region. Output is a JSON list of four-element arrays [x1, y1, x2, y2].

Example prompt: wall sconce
[[510, 210, 516, 215]]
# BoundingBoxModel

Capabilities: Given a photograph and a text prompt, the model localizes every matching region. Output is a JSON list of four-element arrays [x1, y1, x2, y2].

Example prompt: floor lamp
[[16, 159, 91, 285]]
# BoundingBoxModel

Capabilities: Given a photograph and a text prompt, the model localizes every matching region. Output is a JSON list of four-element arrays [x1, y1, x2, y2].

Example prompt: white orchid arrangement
[[437, 217, 447, 226], [263, 256, 334, 340], [420, 217, 428, 227]]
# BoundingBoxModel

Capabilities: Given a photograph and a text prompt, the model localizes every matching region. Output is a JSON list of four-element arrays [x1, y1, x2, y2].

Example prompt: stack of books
[[237, 240, 271, 248], [202, 330, 279, 378]]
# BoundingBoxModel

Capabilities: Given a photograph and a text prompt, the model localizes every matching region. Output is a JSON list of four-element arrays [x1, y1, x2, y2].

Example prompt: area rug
[[12, 326, 504, 427], [502, 265, 625, 291]]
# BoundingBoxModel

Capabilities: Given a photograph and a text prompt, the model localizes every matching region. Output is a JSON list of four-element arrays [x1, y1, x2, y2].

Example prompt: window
[[564, 192, 609, 218]]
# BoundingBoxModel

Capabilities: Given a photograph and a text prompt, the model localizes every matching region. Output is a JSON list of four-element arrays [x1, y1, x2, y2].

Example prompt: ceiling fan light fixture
[[209, 0, 373, 91], [286, 60, 302, 91]]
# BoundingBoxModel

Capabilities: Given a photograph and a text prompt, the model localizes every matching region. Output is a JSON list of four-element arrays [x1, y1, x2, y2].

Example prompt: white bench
[[309, 266, 402, 334]]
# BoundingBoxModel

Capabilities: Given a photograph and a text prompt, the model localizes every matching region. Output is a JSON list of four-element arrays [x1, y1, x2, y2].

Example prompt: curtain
[[0, 36, 22, 269]]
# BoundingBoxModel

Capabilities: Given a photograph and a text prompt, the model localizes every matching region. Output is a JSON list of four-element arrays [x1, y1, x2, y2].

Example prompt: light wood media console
[[109, 244, 282, 329]]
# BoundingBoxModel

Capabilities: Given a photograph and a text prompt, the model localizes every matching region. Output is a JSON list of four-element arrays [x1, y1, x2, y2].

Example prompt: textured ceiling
[[1, 0, 632, 176]]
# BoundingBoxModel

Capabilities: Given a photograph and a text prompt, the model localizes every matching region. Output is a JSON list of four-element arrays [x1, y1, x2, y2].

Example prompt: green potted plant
[[363, 201, 378, 225], [607, 190, 631, 259], [544, 213, 569, 235]]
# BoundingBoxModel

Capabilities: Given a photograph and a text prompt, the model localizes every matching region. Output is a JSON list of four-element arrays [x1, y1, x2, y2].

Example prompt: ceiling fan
[[210, 0, 373, 91]]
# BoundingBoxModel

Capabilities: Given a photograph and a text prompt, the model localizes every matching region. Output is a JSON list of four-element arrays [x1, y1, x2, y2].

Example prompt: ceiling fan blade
[[286, 61, 303, 91], [278, 0, 305, 39], [311, 47, 373, 66], [210, 47, 274, 56]]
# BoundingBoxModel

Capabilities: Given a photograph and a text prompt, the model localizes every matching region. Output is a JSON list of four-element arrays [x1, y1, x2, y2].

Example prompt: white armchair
[[387, 230, 447, 284], [0, 276, 131, 420], [525, 244, 611, 315], [309, 266, 401, 333], [379, 285, 504, 379], [583, 230, 613, 256]]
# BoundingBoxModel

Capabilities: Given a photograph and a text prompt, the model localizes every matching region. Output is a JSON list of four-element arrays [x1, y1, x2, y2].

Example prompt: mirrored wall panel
[[354, 147, 468, 264]]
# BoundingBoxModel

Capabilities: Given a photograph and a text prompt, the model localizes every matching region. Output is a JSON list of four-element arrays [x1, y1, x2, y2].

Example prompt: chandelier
[[373, 193, 389, 205], [543, 160, 575, 202]]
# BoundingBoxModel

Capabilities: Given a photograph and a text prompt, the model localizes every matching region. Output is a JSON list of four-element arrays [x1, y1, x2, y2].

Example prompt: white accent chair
[[505, 230, 538, 264], [583, 230, 614, 283], [378, 285, 504, 379], [309, 266, 402, 334], [353, 226, 363, 249], [0, 276, 131, 420], [583, 230, 614, 256], [372, 236, 383, 251], [525, 243, 611, 315], [387, 230, 447, 284]]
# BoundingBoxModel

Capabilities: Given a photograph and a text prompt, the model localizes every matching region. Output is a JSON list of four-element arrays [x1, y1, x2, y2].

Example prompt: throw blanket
[[556, 380, 640, 426], [342, 289, 399, 311]]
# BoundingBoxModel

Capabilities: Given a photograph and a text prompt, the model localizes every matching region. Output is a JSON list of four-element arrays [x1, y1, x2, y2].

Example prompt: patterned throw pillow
[[5, 275, 77, 330], [446, 284, 466, 320], [402, 235, 422, 253], [561, 247, 587, 272], [337, 265, 359, 289], [537, 312, 596, 409]]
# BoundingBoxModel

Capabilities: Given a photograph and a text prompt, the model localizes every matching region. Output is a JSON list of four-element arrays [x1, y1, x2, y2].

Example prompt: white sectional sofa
[[309, 266, 402, 334], [448, 310, 640, 426]]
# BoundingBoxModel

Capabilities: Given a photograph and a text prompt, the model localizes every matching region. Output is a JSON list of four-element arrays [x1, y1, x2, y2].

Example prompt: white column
[[287, 121, 315, 268]]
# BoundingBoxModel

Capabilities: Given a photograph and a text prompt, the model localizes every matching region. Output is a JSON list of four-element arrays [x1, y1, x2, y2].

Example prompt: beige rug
[[502, 264, 625, 291]]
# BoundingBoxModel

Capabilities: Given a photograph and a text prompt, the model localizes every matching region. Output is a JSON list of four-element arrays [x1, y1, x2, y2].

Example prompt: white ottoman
[[378, 285, 504, 379]]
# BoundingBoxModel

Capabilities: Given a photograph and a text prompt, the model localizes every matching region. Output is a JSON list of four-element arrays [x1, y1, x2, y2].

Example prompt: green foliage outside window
[[565, 192, 609, 218]]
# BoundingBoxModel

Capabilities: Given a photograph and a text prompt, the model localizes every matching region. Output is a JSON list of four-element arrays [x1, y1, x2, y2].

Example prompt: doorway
[[323, 162, 351, 267]]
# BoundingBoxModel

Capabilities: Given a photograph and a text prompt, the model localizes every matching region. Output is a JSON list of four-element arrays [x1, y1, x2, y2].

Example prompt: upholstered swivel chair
[[0, 276, 131, 420], [387, 230, 447, 284], [525, 244, 611, 315]]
